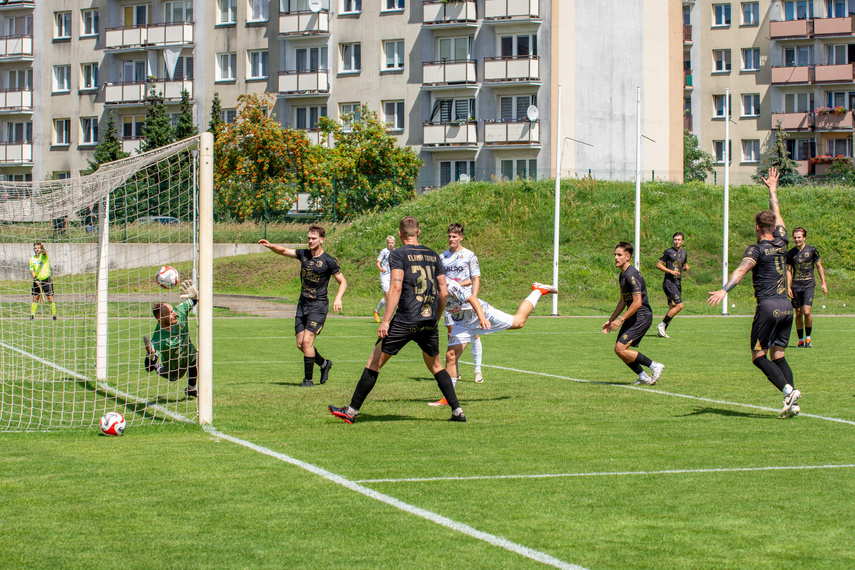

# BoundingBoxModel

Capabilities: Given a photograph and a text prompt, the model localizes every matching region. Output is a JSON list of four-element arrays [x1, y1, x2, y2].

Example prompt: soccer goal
[[0, 132, 213, 431]]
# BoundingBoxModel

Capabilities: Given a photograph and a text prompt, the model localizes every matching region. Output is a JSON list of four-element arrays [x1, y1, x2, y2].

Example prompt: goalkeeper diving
[[143, 280, 199, 398]]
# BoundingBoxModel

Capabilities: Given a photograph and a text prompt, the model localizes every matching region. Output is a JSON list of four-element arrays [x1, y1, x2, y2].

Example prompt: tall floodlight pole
[[551, 85, 562, 316], [634, 86, 642, 268], [722, 88, 731, 315]]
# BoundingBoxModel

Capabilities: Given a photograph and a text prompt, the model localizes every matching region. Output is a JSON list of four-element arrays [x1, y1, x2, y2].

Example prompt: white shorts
[[380, 272, 390, 292], [448, 306, 513, 346]]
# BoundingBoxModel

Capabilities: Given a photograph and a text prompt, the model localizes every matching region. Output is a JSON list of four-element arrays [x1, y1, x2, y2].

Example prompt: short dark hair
[[307, 224, 325, 238], [399, 216, 419, 237], [755, 210, 776, 235], [793, 227, 807, 238], [447, 223, 464, 236], [616, 242, 633, 256], [672, 232, 684, 239], [152, 303, 168, 320]]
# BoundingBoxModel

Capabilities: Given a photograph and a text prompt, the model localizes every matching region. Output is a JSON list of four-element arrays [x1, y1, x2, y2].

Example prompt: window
[[784, 0, 813, 20], [787, 138, 814, 160], [55, 12, 72, 39], [340, 43, 361, 72], [81, 63, 99, 90], [826, 44, 853, 65], [342, 0, 362, 13], [384, 40, 404, 70], [249, 0, 269, 21], [54, 172, 71, 180], [123, 116, 146, 138], [82, 9, 99, 36], [742, 140, 760, 162], [713, 49, 731, 72], [124, 5, 149, 26], [221, 109, 237, 123], [713, 4, 731, 25], [683, 4, 691, 25], [81, 117, 98, 145], [439, 37, 472, 60], [742, 48, 760, 71], [54, 119, 71, 146], [123, 60, 147, 82], [384, 0, 404, 10], [499, 95, 537, 120], [8, 15, 33, 36], [295, 105, 327, 129], [827, 0, 849, 17], [220, 0, 237, 23], [340, 102, 361, 130], [165, 1, 193, 23], [500, 34, 538, 57], [384, 100, 405, 130], [741, 2, 759, 25], [217, 53, 237, 81], [295, 47, 327, 70], [742, 93, 760, 116], [785, 92, 814, 113], [53, 66, 71, 92], [7, 121, 32, 142], [8, 69, 32, 90], [713, 94, 732, 118], [248, 51, 268, 78], [713, 140, 732, 163], [167, 56, 194, 80], [784, 45, 814, 66], [827, 137, 851, 156], [440, 160, 476, 186], [430, 98, 475, 123], [500, 159, 538, 180]]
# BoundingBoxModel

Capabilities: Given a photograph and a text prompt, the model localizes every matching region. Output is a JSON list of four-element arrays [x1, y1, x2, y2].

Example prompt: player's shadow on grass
[[679, 407, 772, 419]]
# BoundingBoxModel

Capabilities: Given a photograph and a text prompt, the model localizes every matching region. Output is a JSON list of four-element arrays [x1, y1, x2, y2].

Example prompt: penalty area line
[[203, 425, 587, 570]]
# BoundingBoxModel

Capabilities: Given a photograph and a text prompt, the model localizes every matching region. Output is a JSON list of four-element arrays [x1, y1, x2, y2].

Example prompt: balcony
[[484, 120, 539, 146], [770, 19, 813, 39], [771, 112, 813, 130], [771, 65, 814, 84], [0, 88, 32, 113], [484, 0, 539, 22], [0, 0, 34, 9], [684, 69, 693, 88], [795, 160, 811, 175], [815, 63, 855, 83], [105, 79, 193, 105], [422, 0, 477, 27], [683, 113, 692, 131], [422, 122, 478, 148], [279, 10, 331, 36], [0, 141, 32, 165], [422, 60, 477, 87], [118, 137, 142, 155], [483, 55, 539, 83], [683, 24, 692, 43], [815, 111, 854, 130], [278, 70, 330, 96], [0, 35, 32, 59], [814, 16, 855, 35], [301, 129, 333, 146], [105, 23, 194, 51]]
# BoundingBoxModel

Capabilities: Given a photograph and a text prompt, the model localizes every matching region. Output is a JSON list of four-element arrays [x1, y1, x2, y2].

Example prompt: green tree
[[683, 130, 715, 183], [753, 122, 805, 186], [87, 112, 129, 173], [140, 84, 176, 152], [208, 92, 224, 140], [175, 89, 197, 140]]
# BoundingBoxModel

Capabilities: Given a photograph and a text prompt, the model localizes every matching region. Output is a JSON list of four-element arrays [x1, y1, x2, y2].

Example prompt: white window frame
[[248, 0, 270, 22], [340, 43, 361, 73], [55, 12, 72, 39], [217, 52, 237, 81], [221, 109, 237, 124], [499, 34, 538, 57], [164, 56, 194, 80], [741, 2, 759, 25], [8, 69, 32, 90], [742, 93, 760, 116], [500, 158, 538, 181], [383, 100, 405, 130], [295, 105, 327, 129], [784, 45, 814, 67], [713, 49, 732, 72], [827, 44, 848, 65], [340, 102, 361, 130], [123, 115, 147, 139], [219, 0, 238, 23], [713, 140, 732, 163], [81, 63, 99, 90], [713, 3, 732, 26], [742, 48, 760, 71], [54, 119, 71, 146], [82, 9, 99, 36], [438, 36, 472, 61], [826, 137, 851, 157], [383, 0, 404, 11], [164, 1, 193, 23], [384, 40, 405, 70], [342, 0, 362, 13], [7, 121, 32, 142], [440, 160, 476, 186], [248, 50, 269, 79], [53, 65, 71, 93], [741, 139, 760, 163], [295, 46, 328, 71], [713, 94, 732, 118], [499, 94, 537, 120], [81, 117, 98, 145]]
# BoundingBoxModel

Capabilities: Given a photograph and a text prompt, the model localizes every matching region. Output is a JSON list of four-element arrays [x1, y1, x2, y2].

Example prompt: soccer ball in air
[[155, 265, 179, 289], [100, 412, 126, 436]]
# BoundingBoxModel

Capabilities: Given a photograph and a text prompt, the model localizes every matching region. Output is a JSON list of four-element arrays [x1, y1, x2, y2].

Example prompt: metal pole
[[634, 86, 642, 269], [722, 88, 730, 315], [551, 84, 562, 316], [198, 132, 214, 425], [95, 194, 110, 382]]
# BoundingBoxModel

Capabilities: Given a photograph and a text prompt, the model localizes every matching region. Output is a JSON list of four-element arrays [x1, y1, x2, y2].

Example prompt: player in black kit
[[329, 216, 466, 424], [708, 167, 801, 418], [655, 232, 689, 338], [259, 224, 347, 387], [603, 242, 665, 386], [786, 227, 828, 348]]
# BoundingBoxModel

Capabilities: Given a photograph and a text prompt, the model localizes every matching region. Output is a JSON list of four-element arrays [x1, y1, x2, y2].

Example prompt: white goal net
[[0, 134, 213, 431]]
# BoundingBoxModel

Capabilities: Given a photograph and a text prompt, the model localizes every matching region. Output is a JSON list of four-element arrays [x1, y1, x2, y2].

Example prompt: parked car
[[135, 216, 179, 225]]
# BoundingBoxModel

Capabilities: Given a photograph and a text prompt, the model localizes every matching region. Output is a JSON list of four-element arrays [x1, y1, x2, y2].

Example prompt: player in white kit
[[373, 235, 396, 322], [442, 224, 483, 377]]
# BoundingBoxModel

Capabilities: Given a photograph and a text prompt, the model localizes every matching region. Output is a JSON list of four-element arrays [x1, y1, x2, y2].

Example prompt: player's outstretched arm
[[466, 294, 491, 331], [708, 258, 755, 305], [761, 166, 784, 228], [257, 239, 297, 258], [332, 272, 347, 313]]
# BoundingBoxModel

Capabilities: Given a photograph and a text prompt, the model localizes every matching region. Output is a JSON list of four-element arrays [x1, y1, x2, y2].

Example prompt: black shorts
[[751, 297, 793, 351], [32, 277, 53, 297], [295, 303, 327, 335], [378, 317, 440, 357], [790, 285, 814, 308], [617, 311, 653, 348], [663, 280, 682, 305]]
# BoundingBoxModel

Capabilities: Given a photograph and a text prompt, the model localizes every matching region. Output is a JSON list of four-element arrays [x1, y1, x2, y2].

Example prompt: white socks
[[375, 298, 386, 314], [525, 290, 542, 307], [471, 337, 482, 372]]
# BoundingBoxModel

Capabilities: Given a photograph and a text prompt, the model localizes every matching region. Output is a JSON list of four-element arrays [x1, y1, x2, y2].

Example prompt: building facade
[[3, 0, 682, 187]]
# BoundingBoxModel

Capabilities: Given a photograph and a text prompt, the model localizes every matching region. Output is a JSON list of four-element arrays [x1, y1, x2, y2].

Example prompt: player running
[[373, 235, 395, 322], [786, 227, 827, 348], [143, 280, 199, 398], [655, 232, 689, 338], [328, 216, 464, 424], [259, 224, 347, 388], [28, 242, 57, 321], [708, 167, 801, 419], [603, 242, 665, 386]]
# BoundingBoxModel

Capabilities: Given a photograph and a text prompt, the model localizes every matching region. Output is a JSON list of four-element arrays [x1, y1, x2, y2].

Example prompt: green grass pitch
[[2, 315, 854, 568]]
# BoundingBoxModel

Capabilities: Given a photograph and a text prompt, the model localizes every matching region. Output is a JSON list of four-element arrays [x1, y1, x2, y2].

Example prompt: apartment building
[[3, 0, 682, 187], [686, 0, 855, 184]]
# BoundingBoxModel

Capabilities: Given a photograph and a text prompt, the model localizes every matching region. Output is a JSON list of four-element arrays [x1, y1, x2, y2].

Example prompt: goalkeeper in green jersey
[[29, 242, 56, 320], [143, 280, 199, 398]]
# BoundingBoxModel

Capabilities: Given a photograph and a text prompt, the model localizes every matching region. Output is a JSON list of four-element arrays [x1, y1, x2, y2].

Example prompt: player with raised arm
[[328, 216, 465, 423], [786, 227, 828, 348], [603, 242, 665, 386], [656, 232, 689, 338], [28, 242, 56, 321], [708, 167, 801, 418], [373, 235, 396, 323], [143, 280, 200, 398], [258, 224, 347, 387]]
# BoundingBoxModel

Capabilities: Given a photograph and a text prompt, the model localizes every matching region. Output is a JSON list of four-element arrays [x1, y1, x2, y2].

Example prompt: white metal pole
[[95, 194, 110, 382], [198, 132, 214, 425], [551, 85, 562, 316], [722, 88, 730, 315], [634, 86, 641, 269]]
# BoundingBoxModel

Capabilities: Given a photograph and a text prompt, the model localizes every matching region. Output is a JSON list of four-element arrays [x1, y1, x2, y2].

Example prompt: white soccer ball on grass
[[155, 265, 180, 289], [100, 412, 126, 436]]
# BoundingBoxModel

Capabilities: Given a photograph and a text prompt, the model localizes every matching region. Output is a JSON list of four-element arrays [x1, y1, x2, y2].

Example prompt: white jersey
[[377, 247, 392, 273], [446, 280, 490, 325], [441, 246, 480, 310], [446, 280, 513, 345]]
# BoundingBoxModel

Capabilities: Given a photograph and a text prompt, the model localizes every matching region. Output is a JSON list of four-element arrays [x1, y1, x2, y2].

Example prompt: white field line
[[355, 464, 855, 484], [203, 425, 586, 570]]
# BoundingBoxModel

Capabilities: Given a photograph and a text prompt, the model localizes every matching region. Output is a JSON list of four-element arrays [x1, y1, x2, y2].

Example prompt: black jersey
[[786, 245, 820, 286], [659, 247, 688, 283], [744, 226, 788, 301], [389, 243, 445, 324], [619, 265, 652, 317], [295, 249, 341, 306]]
